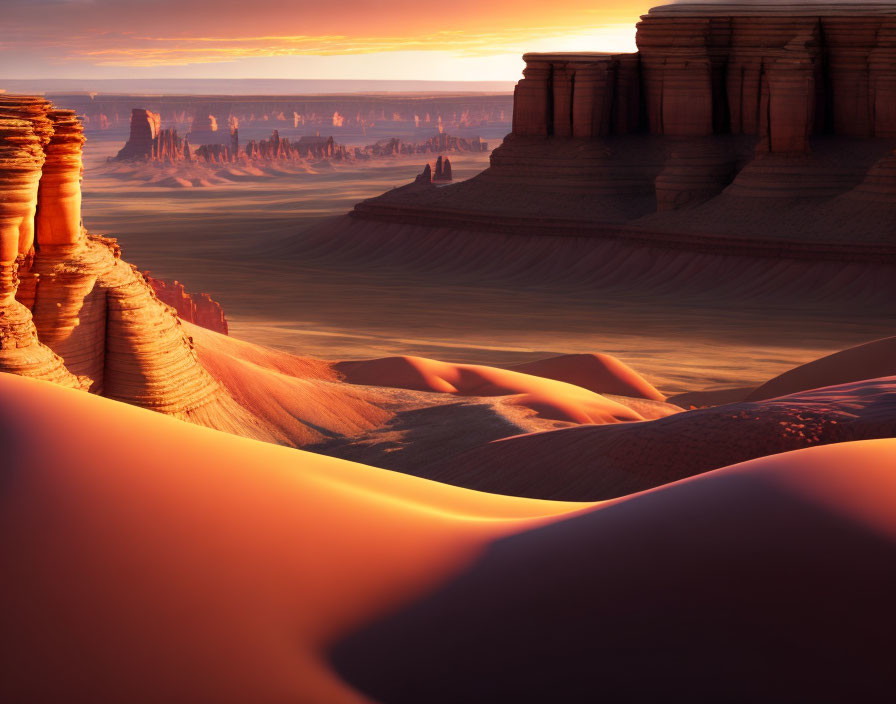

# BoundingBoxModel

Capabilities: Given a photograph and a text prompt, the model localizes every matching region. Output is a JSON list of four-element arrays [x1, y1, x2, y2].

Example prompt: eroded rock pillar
[[35, 110, 85, 248]]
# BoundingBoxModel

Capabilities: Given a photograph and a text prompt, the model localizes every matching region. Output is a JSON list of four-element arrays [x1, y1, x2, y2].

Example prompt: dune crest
[[3, 373, 896, 702], [0, 372, 581, 703], [334, 354, 672, 424], [749, 335, 896, 401], [332, 438, 896, 703]]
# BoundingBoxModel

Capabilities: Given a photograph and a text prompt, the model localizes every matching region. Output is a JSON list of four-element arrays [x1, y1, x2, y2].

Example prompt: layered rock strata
[[507, 4, 896, 149], [354, 3, 896, 247], [145, 274, 229, 335], [0, 97, 81, 387], [0, 95, 255, 425]]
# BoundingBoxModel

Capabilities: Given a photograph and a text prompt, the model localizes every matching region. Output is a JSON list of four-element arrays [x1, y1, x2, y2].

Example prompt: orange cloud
[[0, 0, 645, 78], [72, 24, 636, 66]]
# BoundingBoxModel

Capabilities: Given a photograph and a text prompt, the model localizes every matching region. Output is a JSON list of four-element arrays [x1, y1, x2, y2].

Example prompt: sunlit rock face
[[36, 109, 85, 246], [0, 95, 247, 422], [0, 97, 81, 387]]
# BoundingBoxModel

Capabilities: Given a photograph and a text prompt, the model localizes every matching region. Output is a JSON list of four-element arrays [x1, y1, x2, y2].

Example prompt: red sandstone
[[145, 273, 228, 335]]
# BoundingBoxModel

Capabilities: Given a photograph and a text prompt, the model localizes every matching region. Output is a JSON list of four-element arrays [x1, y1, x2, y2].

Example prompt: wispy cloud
[[11, 24, 631, 66], [0, 0, 638, 77]]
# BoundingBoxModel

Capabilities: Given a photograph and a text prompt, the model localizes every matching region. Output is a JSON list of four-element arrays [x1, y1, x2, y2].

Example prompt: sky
[[0, 0, 644, 81]]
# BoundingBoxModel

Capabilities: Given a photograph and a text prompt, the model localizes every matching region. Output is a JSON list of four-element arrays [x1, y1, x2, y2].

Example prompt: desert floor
[[82, 132, 893, 395]]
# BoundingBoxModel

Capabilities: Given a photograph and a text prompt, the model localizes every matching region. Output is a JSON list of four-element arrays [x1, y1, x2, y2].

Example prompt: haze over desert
[[3, 2, 896, 702]]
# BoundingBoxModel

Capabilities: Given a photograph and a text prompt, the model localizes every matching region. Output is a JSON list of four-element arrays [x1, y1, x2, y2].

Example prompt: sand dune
[[4, 373, 894, 702], [749, 335, 896, 401], [666, 336, 896, 408], [332, 439, 896, 703], [509, 353, 665, 401], [666, 385, 756, 408], [334, 355, 675, 424], [185, 323, 392, 446], [424, 376, 896, 499], [0, 373, 582, 703], [184, 325, 677, 461]]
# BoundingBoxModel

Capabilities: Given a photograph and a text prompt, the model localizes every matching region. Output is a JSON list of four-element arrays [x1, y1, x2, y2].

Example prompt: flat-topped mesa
[[115, 109, 162, 160], [639, 3, 896, 148], [512, 53, 641, 138], [511, 4, 896, 152]]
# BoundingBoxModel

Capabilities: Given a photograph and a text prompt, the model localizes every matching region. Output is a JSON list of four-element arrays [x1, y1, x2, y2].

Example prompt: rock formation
[[414, 163, 433, 185], [510, 5, 896, 149], [45, 93, 513, 135], [0, 97, 81, 387], [432, 155, 453, 182], [243, 132, 348, 161], [354, 3, 896, 248], [188, 109, 224, 145], [144, 274, 229, 335], [114, 109, 193, 162], [115, 118, 349, 165], [365, 134, 487, 157], [0, 94, 257, 426]]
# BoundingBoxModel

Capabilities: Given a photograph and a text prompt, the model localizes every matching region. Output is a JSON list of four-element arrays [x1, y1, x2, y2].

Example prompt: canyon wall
[[44, 93, 512, 133], [513, 4, 896, 151], [0, 95, 255, 427], [354, 3, 896, 247], [114, 113, 485, 165], [145, 274, 229, 335]]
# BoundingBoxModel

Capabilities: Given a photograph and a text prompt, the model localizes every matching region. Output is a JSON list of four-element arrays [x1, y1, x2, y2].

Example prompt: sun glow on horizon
[[0, 1, 643, 81]]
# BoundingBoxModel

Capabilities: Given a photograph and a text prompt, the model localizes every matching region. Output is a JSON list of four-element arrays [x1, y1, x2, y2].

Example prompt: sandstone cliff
[[365, 133, 487, 157], [352, 3, 896, 250], [0, 95, 269, 431], [145, 274, 229, 335]]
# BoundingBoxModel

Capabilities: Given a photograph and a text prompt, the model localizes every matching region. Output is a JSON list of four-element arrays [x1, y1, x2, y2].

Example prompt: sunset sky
[[1, 0, 645, 81]]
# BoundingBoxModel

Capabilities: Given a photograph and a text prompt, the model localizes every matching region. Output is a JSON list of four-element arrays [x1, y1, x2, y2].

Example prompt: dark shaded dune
[[281, 216, 895, 313], [749, 336, 896, 401], [423, 377, 896, 500], [0, 373, 580, 704], [667, 385, 756, 408], [332, 440, 896, 704]]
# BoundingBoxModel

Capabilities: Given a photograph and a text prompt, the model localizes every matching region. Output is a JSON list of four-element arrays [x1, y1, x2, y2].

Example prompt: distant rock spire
[[414, 163, 432, 184]]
